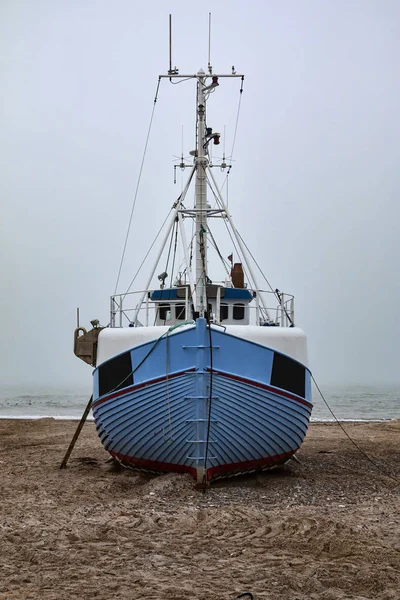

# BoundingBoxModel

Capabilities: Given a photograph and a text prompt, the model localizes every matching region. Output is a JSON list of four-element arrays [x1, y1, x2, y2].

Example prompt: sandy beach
[[0, 419, 399, 600]]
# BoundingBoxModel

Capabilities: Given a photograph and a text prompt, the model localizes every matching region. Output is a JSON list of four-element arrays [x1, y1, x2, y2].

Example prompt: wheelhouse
[[150, 285, 254, 326]]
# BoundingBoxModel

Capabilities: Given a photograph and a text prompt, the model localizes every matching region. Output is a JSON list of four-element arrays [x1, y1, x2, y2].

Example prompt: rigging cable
[[170, 220, 180, 285], [163, 218, 177, 280], [123, 209, 172, 299], [205, 173, 271, 322], [220, 76, 244, 193], [170, 76, 193, 85], [205, 172, 252, 284], [312, 375, 399, 485], [228, 76, 244, 163], [114, 77, 162, 294], [236, 229, 294, 323], [152, 218, 178, 325], [235, 231, 276, 294], [207, 223, 232, 276], [123, 167, 196, 301]]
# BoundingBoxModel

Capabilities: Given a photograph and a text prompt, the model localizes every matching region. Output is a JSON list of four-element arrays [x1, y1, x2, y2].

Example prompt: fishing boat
[[74, 41, 312, 484]]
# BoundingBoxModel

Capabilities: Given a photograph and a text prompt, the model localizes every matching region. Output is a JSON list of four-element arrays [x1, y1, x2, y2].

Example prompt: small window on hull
[[270, 353, 306, 398], [233, 303, 245, 320], [98, 351, 133, 397]]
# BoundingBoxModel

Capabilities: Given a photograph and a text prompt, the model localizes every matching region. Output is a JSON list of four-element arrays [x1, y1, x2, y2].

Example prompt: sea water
[[0, 384, 398, 421], [0, 386, 93, 420], [310, 384, 399, 421]]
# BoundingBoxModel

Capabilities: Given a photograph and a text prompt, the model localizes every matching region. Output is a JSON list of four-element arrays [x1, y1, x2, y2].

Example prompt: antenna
[[169, 14, 172, 74], [208, 13, 212, 74], [168, 14, 179, 77]]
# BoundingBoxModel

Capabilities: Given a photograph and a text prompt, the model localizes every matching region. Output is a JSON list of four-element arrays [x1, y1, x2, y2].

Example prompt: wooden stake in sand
[[60, 395, 93, 469]]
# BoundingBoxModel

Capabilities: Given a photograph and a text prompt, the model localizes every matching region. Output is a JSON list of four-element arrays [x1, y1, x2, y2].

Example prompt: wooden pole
[[60, 395, 93, 469]]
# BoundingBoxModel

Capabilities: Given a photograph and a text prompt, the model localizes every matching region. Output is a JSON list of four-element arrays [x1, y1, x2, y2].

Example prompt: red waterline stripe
[[109, 450, 295, 481], [206, 450, 296, 479], [92, 368, 196, 409], [212, 370, 312, 409], [93, 368, 311, 410], [110, 451, 197, 479]]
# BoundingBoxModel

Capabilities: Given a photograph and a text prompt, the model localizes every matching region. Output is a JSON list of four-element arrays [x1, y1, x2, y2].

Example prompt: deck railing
[[109, 287, 294, 328]]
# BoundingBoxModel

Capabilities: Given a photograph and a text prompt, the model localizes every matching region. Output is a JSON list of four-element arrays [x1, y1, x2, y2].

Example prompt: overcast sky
[[1, 0, 399, 390]]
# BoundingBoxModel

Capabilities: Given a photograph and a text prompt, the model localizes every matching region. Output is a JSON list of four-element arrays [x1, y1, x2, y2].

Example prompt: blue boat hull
[[92, 318, 312, 481]]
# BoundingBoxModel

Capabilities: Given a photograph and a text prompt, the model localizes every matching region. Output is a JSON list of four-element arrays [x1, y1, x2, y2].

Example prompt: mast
[[195, 70, 208, 316], [158, 71, 243, 318]]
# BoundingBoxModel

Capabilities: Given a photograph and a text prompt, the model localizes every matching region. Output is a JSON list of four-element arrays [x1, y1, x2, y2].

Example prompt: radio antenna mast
[[169, 14, 172, 76], [208, 13, 212, 74], [168, 14, 179, 78]]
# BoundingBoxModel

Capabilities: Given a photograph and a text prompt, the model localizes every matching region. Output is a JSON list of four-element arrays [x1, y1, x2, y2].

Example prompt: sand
[[0, 419, 399, 600]]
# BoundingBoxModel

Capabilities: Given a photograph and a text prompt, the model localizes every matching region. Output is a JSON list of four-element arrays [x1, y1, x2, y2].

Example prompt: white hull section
[[96, 325, 308, 367], [224, 326, 308, 366], [96, 324, 193, 366]]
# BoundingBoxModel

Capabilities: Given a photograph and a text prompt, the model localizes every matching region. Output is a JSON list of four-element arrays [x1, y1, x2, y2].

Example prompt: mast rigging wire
[[220, 76, 244, 194], [235, 230, 293, 323], [228, 76, 244, 163], [205, 173, 252, 283], [170, 76, 193, 85], [124, 166, 196, 303], [114, 77, 161, 294], [163, 218, 177, 281], [236, 231, 276, 295], [206, 175, 271, 322], [170, 221, 179, 285], [205, 168, 282, 314], [206, 224, 232, 276], [123, 210, 171, 298]]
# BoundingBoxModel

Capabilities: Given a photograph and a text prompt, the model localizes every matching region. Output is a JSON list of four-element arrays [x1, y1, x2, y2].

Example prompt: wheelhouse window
[[159, 303, 170, 320], [233, 303, 245, 320], [206, 303, 213, 319], [220, 304, 229, 321], [175, 304, 186, 320]]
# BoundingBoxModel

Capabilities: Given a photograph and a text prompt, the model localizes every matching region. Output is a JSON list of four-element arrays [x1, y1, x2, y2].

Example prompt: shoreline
[[0, 414, 398, 423]]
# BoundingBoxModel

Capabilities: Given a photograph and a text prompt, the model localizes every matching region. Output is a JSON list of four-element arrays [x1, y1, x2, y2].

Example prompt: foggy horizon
[[1, 0, 400, 391]]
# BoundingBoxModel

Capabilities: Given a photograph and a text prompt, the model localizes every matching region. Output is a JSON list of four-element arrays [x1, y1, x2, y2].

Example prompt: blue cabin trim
[[150, 287, 253, 301], [224, 288, 253, 300]]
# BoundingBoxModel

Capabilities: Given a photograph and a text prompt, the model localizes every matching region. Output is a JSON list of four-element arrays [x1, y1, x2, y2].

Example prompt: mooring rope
[[312, 375, 399, 485]]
